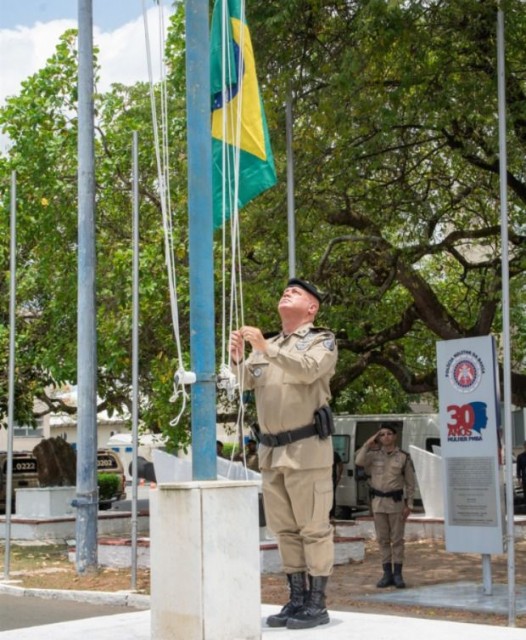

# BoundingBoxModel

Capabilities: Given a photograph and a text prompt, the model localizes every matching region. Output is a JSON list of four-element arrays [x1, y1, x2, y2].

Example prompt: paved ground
[[2, 516, 526, 636], [1, 575, 525, 639], [0, 604, 524, 640], [0, 593, 130, 632]]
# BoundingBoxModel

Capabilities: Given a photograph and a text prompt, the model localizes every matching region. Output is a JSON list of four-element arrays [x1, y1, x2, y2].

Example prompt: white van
[[106, 432, 166, 482], [332, 413, 441, 518]]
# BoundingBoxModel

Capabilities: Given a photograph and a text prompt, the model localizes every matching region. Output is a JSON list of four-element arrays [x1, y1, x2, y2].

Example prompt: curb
[[0, 581, 150, 609]]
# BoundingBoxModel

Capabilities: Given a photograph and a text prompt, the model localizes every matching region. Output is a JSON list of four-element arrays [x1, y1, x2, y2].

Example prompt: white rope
[[214, 0, 254, 479], [141, 0, 191, 425], [218, 0, 245, 382]]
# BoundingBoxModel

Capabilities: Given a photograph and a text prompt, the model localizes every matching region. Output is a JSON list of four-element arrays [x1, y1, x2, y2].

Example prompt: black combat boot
[[286, 575, 330, 630], [393, 563, 406, 588], [376, 563, 394, 588], [266, 572, 307, 628]]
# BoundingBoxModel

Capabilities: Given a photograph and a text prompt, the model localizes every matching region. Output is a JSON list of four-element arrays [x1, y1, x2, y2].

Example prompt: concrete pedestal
[[150, 481, 261, 640], [16, 486, 76, 517]]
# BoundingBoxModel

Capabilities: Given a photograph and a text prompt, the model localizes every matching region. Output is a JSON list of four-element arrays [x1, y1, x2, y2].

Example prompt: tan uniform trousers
[[262, 466, 334, 576], [373, 510, 406, 564]]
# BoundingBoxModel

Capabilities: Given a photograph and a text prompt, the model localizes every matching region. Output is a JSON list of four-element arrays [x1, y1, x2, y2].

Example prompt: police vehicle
[[0, 448, 126, 513], [0, 451, 40, 513]]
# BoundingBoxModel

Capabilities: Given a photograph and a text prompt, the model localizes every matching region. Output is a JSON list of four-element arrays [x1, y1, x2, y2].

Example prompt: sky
[[0, 0, 175, 110]]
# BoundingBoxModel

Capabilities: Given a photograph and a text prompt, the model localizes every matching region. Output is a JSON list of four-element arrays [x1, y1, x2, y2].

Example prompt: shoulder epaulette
[[310, 326, 333, 334]]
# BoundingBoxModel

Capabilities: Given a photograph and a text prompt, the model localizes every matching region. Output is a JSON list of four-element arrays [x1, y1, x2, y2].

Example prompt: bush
[[222, 443, 240, 458], [98, 472, 121, 502]]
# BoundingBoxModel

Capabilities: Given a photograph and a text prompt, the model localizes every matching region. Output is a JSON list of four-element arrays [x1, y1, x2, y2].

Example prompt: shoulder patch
[[300, 328, 336, 351]]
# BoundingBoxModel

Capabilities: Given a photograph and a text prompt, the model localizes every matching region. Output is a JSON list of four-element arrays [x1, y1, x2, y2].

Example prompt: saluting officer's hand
[[366, 431, 382, 448]]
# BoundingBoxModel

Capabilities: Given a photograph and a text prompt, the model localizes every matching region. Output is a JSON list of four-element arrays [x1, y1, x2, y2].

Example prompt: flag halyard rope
[[142, 0, 193, 427]]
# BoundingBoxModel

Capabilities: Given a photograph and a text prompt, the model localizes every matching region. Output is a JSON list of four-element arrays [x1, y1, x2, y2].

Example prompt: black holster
[[314, 406, 334, 440]]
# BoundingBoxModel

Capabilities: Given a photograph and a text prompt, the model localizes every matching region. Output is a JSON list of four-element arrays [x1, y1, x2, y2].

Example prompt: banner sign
[[436, 336, 505, 554]]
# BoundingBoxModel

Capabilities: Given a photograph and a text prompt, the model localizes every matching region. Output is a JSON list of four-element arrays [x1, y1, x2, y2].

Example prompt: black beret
[[381, 423, 398, 434], [286, 278, 323, 303]]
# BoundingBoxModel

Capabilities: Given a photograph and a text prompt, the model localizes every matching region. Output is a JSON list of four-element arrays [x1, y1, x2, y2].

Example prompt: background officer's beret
[[286, 278, 324, 303], [381, 422, 398, 434]]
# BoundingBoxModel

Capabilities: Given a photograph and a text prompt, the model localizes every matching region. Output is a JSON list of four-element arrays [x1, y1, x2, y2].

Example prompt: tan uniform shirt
[[241, 322, 337, 471], [355, 446, 416, 513]]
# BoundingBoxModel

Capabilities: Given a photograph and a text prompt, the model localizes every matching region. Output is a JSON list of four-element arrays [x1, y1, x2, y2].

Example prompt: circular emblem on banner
[[449, 353, 482, 393]]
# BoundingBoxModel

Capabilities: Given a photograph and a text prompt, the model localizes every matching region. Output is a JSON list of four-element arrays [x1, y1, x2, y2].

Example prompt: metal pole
[[286, 90, 296, 279], [185, 0, 216, 480], [4, 171, 17, 579], [496, 5, 516, 626], [481, 554, 492, 595], [131, 131, 140, 590], [75, 0, 98, 573]]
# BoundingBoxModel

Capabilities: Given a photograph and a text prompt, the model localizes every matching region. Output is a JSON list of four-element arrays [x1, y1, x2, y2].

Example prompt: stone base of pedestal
[[150, 481, 261, 640]]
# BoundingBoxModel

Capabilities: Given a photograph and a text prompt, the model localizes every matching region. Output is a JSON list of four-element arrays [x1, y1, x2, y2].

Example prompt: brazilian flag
[[210, 0, 277, 228]]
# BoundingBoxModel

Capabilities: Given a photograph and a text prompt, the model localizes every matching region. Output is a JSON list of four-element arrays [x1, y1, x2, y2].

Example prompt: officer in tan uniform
[[355, 423, 416, 589], [234, 438, 259, 471], [230, 278, 337, 630]]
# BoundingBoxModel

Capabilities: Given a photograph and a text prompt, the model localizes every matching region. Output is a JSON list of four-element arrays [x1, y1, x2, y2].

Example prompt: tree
[[236, 0, 526, 410], [0, 12, 194, 447]]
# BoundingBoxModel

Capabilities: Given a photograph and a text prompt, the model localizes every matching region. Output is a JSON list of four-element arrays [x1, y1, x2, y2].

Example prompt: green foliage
[[0, 18, 192, 437], [242, 0, 526, 408], [97, 472, 121, 501], [221, 442, 240, 459]]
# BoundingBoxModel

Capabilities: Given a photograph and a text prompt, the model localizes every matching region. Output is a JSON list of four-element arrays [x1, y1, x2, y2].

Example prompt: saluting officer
[[230, 278, 337, 630], [355, 423, 416, 589]]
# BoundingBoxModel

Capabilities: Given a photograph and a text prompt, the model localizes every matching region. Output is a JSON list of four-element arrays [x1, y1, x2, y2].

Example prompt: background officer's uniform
[[242, 321, 337, 576], [355, 445, 416, 565]]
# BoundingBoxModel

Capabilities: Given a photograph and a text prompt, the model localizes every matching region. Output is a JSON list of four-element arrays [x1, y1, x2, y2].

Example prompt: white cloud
[[0, 7, 172, 151], [0, 19, 76, 105], [0, 7, 172, 107], [95, 10, 171, 94]]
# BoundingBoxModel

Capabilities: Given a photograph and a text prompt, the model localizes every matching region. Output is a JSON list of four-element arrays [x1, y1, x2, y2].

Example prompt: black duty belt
[[256, 423, 318, 447], [370, 488, 404, 502]]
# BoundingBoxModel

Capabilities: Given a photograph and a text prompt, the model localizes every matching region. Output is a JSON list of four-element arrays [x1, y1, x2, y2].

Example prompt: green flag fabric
[[210, 0, 277, 228]]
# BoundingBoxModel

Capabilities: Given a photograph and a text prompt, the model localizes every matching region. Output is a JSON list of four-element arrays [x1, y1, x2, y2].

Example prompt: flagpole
[[75, 0, 98, 573], [149, 5, 262, 635], [286, 89, 296, 278], [4, 171, 17, 579], [130, 131, 140, 590], [185, 0, 217, 480], [496, 5, 516, 627]]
